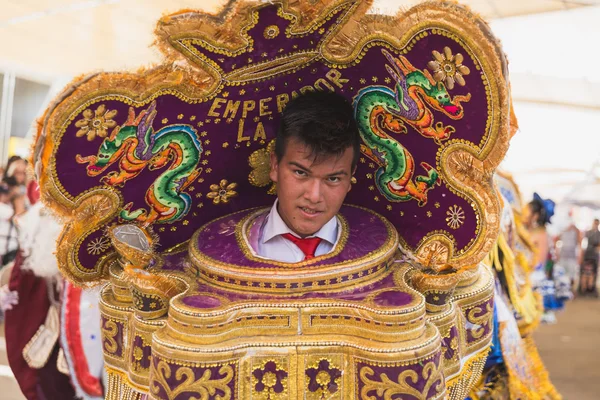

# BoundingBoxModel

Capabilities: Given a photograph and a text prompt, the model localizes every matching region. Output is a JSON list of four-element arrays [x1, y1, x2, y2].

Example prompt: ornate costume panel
[[35, 0, 511, 284]]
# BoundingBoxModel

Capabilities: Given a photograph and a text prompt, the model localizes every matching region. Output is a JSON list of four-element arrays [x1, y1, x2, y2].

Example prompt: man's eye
[[328, 177, 341, 183], [294, 170, 307, 176]]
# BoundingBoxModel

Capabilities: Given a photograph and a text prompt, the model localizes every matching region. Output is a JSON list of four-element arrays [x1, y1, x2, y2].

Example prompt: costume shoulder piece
[[34, 0, 510, 285]]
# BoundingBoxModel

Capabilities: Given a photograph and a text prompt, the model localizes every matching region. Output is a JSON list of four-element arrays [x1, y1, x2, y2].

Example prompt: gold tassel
[[105, 368, 145, 400]]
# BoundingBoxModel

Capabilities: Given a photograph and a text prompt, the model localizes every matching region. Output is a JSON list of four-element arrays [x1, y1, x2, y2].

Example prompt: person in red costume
[[3, 181, 77, 400]]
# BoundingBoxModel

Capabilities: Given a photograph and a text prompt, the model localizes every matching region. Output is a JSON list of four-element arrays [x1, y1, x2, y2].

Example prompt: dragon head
[[76, 125, 134, 175], [424, 82, 471, 119], [76, 102, 157, 175]]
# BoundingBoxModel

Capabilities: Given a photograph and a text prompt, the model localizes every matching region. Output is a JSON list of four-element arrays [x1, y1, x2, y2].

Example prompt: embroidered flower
[[87, 236, 111, 255], [207, 180, 238, 204], [75, 104, 118, 141], [252, 360, 288, 398], [249, 140, 277, 195], [446, 205, 465, 230], [305, 359, 342, 398], [427, 47, 470, 90]]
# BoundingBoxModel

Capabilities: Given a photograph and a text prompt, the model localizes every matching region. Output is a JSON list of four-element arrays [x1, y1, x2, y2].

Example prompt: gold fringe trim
[[105, 367, 146, 400], [446, 347, 491, 400], [484, 234, 542, 330], [522, 336, 562, 400]]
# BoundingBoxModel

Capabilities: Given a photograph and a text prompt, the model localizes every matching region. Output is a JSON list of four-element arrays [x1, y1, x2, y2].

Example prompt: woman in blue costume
[[526, 193, 571, 322]]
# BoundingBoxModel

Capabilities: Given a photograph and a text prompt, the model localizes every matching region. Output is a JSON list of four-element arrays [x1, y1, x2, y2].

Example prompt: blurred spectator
[[559, 219, 581, 290], [5, 155, 28, 187], [0, 180, 20, 267], [580, 218, 600, 296]]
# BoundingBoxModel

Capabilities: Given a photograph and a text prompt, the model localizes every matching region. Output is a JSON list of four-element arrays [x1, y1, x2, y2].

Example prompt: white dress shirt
[[257, 200, 340, 263]]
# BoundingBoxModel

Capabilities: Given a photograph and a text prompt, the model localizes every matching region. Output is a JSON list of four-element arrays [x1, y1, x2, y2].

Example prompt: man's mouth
[[299, 207, 322, 216]]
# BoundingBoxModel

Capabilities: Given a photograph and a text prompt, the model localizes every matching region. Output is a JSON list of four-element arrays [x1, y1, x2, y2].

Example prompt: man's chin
[[293, 223, 321, 238]]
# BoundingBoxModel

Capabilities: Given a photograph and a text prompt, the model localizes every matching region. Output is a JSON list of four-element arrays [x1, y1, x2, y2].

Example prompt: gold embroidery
[[466, 302, 493, 340], [102, 319, 119, 354], [427, 47, 470, 89], [87, 236, 111, 255], [249, 139, 277, 195], [251, 358, 288, 400], [446, 205, 465, 230], [359, 359, 443, 399], [207, 179, 238, 204], [151, 360, 234, 400], [75, 104, 117, 141]]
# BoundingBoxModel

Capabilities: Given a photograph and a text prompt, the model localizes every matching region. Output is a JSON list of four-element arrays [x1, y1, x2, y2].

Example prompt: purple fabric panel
[[442, 325, 459, 361], [356, 352, 443, 399], [372, 290, 413, 307], [195, 4, 350, 74], [150, 356, 236, 400], [54, 3, 490, 272], [182, 295, 222, 309], [197, 206, 388, 269], [305, 359, 342, 395], [465, 297, 494, 344], [132, 335, 152, 371], [101, 316, 124, 358], [179, 270, 413, 310], [252, 360, 288, 396]]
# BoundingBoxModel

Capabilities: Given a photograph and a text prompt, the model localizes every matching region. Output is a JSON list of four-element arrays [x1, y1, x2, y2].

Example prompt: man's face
[[269, 138, 354, 238]]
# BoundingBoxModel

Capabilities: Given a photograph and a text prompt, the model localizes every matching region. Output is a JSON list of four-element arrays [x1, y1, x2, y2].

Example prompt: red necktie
[[282, 233, 322, 260]]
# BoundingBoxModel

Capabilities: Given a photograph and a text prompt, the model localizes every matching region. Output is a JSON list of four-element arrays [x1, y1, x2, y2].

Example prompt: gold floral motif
[[467, 302, 493, 340], [207, 180, 238, 204], [133, 347, 144, 361], [75, 104, 117, 141], [359, 360, 443, 399], [249, 140, 277, 195], [87, 236, 111, 255], [263, 25, 280, 39], [102, 319, 119, 354], [151, 359, 234, 400], [427, 47, 470, 89], [305, 357, 342, 400], [446, 205, 465, 230], [251, 358, 288, 400]]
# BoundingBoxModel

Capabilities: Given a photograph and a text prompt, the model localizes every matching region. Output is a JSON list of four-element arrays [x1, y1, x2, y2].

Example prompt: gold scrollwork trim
[[150, 359, 236, 400], [359, 356, 444, 400]]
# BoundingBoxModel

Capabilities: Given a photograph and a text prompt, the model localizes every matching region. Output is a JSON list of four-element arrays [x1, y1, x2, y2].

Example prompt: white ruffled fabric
[[16, 202, 63, 278]]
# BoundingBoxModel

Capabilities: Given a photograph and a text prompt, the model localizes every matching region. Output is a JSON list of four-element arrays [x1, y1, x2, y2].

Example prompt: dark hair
[[275, 91, 360, 169], [528, 193, 555, 227]]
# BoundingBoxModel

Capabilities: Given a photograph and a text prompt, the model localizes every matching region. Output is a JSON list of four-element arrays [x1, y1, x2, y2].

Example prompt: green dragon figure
[[76, 102, 202, 224], [353, 49, 471, 205]]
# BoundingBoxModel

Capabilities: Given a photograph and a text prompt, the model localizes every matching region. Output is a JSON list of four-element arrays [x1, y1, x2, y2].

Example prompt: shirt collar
[[261, 199, 338, 245]]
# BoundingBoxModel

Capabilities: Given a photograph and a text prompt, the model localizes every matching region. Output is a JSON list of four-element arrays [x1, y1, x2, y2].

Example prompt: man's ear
[[347, 166, 357, 193], [269, 152, 279, 183]]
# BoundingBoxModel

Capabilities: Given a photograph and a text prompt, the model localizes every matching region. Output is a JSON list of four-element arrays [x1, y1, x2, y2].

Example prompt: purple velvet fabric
[[52, 3, 490, 273], [356, 352, 444, 399], [101, 316, 124, 358], [465, 297, 494, 344], [442, 325, 460, 362], [150, 356, 237, 400], [132, 335, 152, 372], [196, 205, 388, 269]]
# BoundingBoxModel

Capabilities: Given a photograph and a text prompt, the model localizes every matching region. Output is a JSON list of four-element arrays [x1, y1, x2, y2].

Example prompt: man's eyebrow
[[327, 170, 348, 176], [288, 161, 312, 172]]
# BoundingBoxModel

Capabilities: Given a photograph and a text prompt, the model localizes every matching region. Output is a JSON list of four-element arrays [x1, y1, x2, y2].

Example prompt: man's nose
[[304, 179, 322, 203]]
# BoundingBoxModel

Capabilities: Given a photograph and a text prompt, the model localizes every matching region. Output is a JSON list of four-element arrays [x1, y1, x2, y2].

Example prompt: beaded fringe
[[106, 369, 145, 400]]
